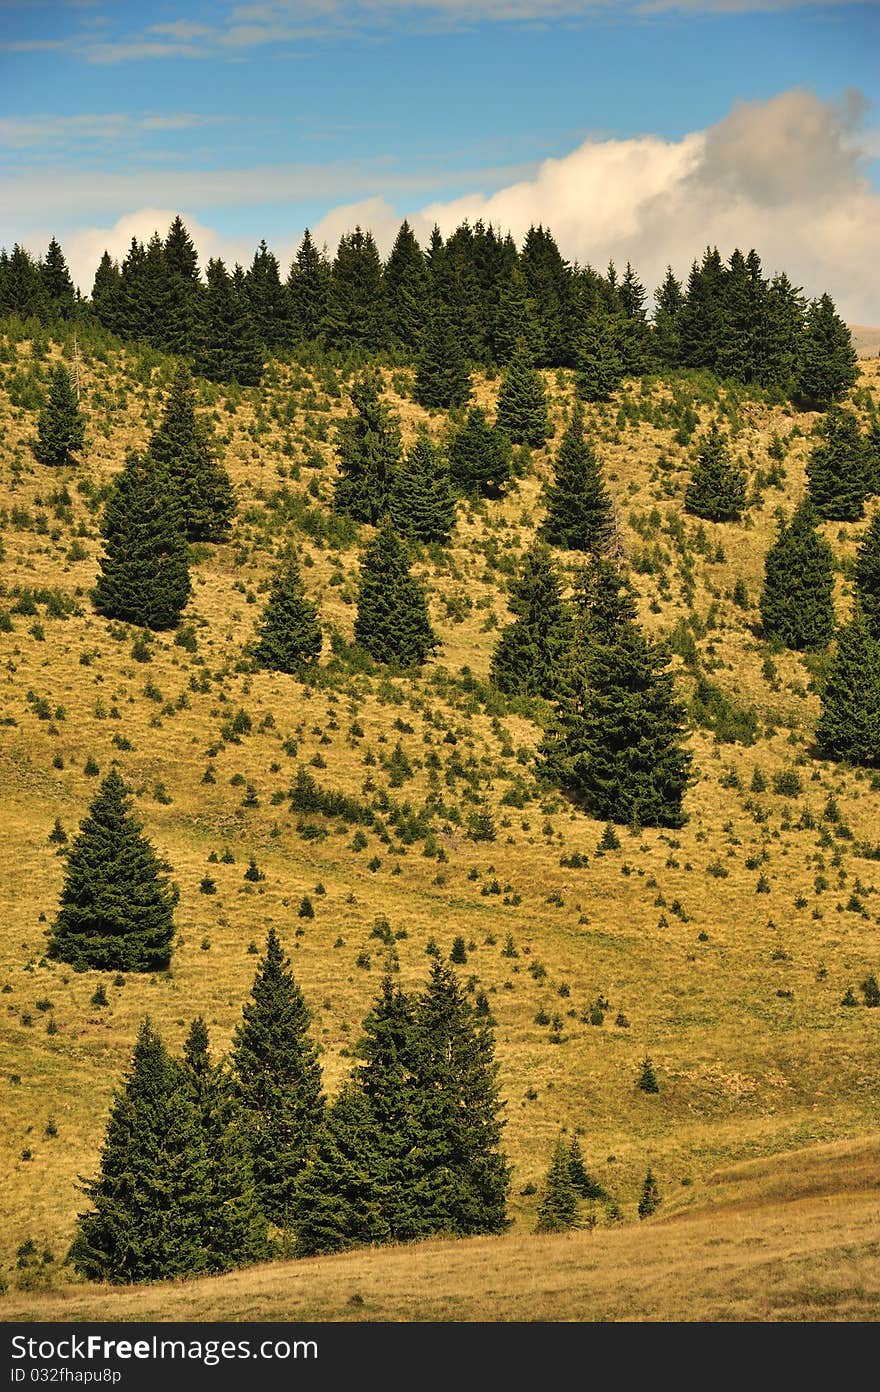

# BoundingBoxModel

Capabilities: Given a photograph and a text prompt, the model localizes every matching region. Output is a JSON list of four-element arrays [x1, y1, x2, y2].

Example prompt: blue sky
[[2, 2, 879, 316]]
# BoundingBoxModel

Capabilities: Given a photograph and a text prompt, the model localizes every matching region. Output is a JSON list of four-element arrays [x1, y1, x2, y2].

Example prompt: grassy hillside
[[1, 319, 879, 1308]]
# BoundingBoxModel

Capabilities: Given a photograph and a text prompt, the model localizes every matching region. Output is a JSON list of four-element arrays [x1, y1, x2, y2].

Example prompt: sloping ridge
[[4, 1136, 880, 1324]]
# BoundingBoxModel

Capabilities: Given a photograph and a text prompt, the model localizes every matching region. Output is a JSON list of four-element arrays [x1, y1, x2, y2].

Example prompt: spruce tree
[[48, 769, 177, 972], [815, 609, 880, 766], [806, 405, 868, 522], [535, 1137, 579, 1234], [855, 508, 880, 640], [354, 521, 438, 667], [760, 501, 835, 650], [71, 1021, 214, 1283], [334, 375, 402, 524], [194, 258, 263, 387], [180, 1018, 270, 1270], [94, 451, 191, 630], [290, 1086, 391, 1257], [385, 220, 430, 352], [90, 251, 122, 332], [638, 1167, 661, 1218], [253, 549, 322, 673], [490, 541, 572, 699], [575, 311, 625, 402], [287, 229, 329, 342], [41, 237, 76, 320], [448, 407, 511, 497], [323, 227, 387, 352], [230, 928, 324, 1229], [542, 561, 692, 827], [492, 264, 544, 365], [162, 216, 201, 355], [407, 960, 510, 1236], [797, 293, 858, 406], [390, 432, 456, 543], [34, 363, 85, 466], [496, 341, 550, 447], [148, 365, 235, 541], [567, 1135, 602, 1199], [652, 267, 684, 367], [244, 238, 289, 350], [413, 305, 471, 410], [541, 402, 614, 551], [684, 421, 748, 522]]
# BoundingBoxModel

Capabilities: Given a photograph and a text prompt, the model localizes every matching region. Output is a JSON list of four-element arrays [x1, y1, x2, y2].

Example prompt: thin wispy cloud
[[0, 113, 225, 149]]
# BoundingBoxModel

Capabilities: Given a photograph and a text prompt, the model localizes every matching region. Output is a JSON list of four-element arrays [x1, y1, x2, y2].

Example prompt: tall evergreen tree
[[490, 541, 572, 699], [535, 1136, 579, 1233], [797, 293, 858, 406], [448, 407, 511, 497], [676, 247, 727, 371], [70, 1021, 214, 1283], [323, 227, 387, 351], [684, 421, 748, 522], [390, 432, 456, 543], [34, 363, 85, 466], [763, 271, 806, 391], [520, 225, 574, 366], [413, 304, 471, 410], [287, 229, 329, 342], [575, 311, 625, 402], [148, 365, 235, 540], [407, 961, 510, 1236], [354, 521, 438, 667], [334, 375, 402, 524], [385, 220, 430, 352], [290, 1086, 391, 1257], [41, 238, 76, 319], [230, 928, 324, 1229], [162, 216, 201, 355], [492, 263, 544, 365], [47, 769, 177, 972], [855, 508, 880, 641], [180, 1018, 270, 1270], [94, 451, 191, 630], [541, 402, 614, 551], [760, 501, 835, 649], [1, 243, 47, 319], [806, 405, 868, 521], [815, 609, 880, 766], [244, 238, 289, 350], [542, 561, 692, 827], [253, 549, 322, 673], [194, 258, 263, 387], [651, 266, 684, 367], [496, 340, 550, 447], [90, 250, 122, 332]]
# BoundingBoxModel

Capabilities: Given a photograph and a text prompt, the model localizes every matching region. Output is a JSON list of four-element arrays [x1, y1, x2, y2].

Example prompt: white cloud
[[59, 210, 260, 290], [418, 88, 880, 322], [0, 112, 223, 149]]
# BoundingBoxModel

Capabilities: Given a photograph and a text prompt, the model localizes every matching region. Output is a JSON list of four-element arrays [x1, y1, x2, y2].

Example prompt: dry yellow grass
[[1, 327, 879, 1315], [3, 1136, 880, 1322]]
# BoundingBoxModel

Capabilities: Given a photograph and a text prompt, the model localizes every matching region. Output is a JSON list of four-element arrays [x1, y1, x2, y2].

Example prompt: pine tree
[[492, 264, 543, 365], [815, 609, 880, 766], [90, 251, 122, 332], [490, 541, 572, 699], [684, 421, 748, 522], [180, 1018, 270, 1270], [496, 341, 550, 447], [244, 238, 289, 349], [677, 248, 727, 371], [637, 1055, 660, 1094], [567, 1135, 602, 1199], [354, 521, 438, 667], [323, 227, 387, 351], [385, 220, 430, 352], [575, 311, 625, 402], [855, 508, 880, 640], [542, 562, 692, 827], [230, 928, 324, 1228], [148, 365, 235, 541], [413, 305, 471, 410], [638, 1167, 661, 1219], [287, 229, 329, 342], [520, 225, 574, 367], [652, 267, 684, 367], [334, 375, 402, 524], [760, 501, 835, 650], [48, 769, 177, 972], [194, 258, 263, 387], [253, 549, 322, 673], [162, 216, 201, 355], [34, 363, 85, 466], [41, 237, 76, 320], [448, 407, 511, 497], [797, 293, 858, 406], [70, 1021, 214, 1283], [407, 960, 510, 1236], [541, 402, 614, 551], [290, 1086, 391, 1257], [535, 1136, 579, 1233], [390, 432, 456, 543], [806, 405, 868, 521], [94, 451, 191, 630]]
